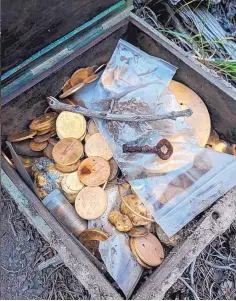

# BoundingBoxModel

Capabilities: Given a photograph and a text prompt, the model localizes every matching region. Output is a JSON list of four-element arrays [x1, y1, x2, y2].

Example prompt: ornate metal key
[[123, 138, 173, 160]]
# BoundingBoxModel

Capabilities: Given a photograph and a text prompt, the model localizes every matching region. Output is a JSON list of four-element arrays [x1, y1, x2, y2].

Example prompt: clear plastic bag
[[99, 233, 143, 298], [77, 39, 236, 238]]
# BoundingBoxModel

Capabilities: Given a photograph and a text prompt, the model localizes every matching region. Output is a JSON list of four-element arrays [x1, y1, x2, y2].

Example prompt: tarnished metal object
[[123, 138, 173, 160], [128, 226, 149, 238]]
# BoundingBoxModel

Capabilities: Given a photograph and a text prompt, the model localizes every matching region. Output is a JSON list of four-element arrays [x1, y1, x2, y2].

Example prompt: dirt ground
[[165, 223, 236, 300], [1, 187, 235, 300], [0, 188, 90, 300]]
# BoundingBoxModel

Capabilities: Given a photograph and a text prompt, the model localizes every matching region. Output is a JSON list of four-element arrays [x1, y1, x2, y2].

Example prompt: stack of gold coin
[[61, 171, 84, 195], [7, 130, 37, 142], [6, 112, 58, 155], [59, 64, 106, 99], [29, 112, 58, 135], [130, 233, 164, 269]]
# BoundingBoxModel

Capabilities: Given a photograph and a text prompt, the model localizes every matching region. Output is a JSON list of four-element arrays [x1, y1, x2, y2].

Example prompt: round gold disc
[[7, 130, 37, 142], [75, 187, 108, 220], [86, 66, 95, 76], [128, 226, 149, 238], [33, 132, 51, 143], [94, 63, 107, 74], [48, 138, 59, 146], [61, 174, 82, 194], [29, 140, 48, 152], [60, 98, 77, 106], [1, 151, 15, 168], [83, 73, 98, 84], [70, 68, 90, 86], [37, 128, 52, 135], [62, 79, 72, 92], [87, 119, 99, 135], [85, 133, 92, 143], [29, 112, 58, 130], [52, 138, 83, 166], [56, 111, 86, 139], [59, 82, 85, 99], [168, 80, 211, 147], [43, 144, 53, 159], [130, 237, 152, 269], [108, 158, 119, 181], [77, 156, 110, 186], [64, 171, 84, 192], [85, 133, 113, 160], [133, 233, 164, 267], [55, 160, 80, 173], [79, 228, 109, 243]]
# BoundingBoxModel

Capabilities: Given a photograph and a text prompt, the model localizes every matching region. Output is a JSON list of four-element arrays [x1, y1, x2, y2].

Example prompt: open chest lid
[[1, 0, 128, 76]]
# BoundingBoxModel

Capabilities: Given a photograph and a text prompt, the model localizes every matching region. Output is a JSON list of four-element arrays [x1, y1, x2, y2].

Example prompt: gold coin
[[108, 158, 119, 181], [168, 80, 211, 147], [61, 175, 81, 194], [52, 138, 83, 166], [59, 82, 85, 99], [86, 66, 95, 76], [85, 133, 91, 143], [49, 129, 57, 137], [60, 98, 77, 106], [31, 122, 56, 133], [56, 111, 86, 139], [43, 144, 53, 159], [85, 133, 113, 160], [80, 240, 100, 255], [75, 187, 108, 220], [130, 237, 152, 269], [128, 226, 149, 238], [62, 79, 72, 92], [79, 228, 109, 243], [61, 178, 76, 194], [55, 160, 80, 173], [29, 140, 48, 152], [64, 171, 84, 192], [70, 68, 90, 86], [37, 128, 52, 135], [48, 137, 59, 146], [101, 68, 114, 87], [1, 151, 15, 168], [83, 73, 98, 84], [87, 119, 99, 135], [7, 130, 37, 142], [78, 156, 110, 186], [29, 112, 58, 130], [133, 233, 164, 267], [94, 63, 107, 74], [33, 132, 52, 143]]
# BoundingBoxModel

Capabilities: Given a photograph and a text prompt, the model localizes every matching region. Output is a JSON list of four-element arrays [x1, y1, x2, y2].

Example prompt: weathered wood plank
[[133, 187, 236, 300], [1, 158, 123, 300], [2, 0, 120, 73]]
